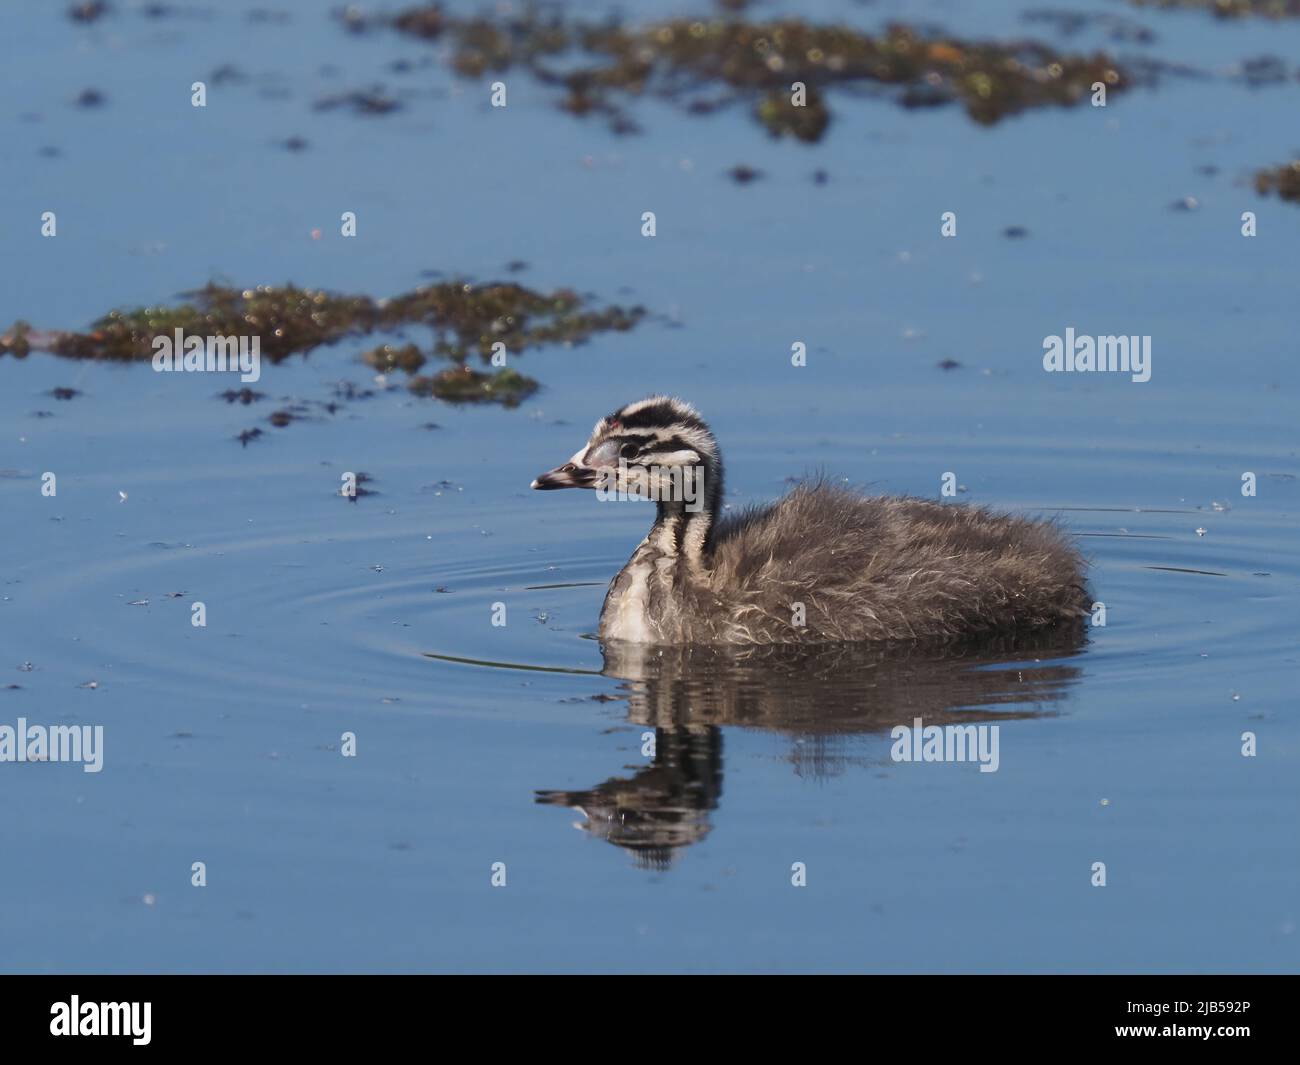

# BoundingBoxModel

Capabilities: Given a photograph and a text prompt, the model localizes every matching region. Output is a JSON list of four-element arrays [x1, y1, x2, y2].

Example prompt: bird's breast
[[601, 558, 655, 643]]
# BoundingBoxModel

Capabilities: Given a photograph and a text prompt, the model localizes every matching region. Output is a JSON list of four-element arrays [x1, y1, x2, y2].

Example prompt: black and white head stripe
[[591, 396, 719, 465]]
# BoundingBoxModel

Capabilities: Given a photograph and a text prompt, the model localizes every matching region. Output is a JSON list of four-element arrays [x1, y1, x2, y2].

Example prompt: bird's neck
[[646, 463, 721, 569], [647, 504, 712, 569]]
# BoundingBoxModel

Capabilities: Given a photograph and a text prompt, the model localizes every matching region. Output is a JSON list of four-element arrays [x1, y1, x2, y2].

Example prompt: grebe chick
[[531, 397, 1089, 646]]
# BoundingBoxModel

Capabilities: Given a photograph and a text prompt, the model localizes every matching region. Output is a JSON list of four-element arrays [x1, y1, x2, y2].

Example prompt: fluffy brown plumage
[[532, 396, 1089, 646], [687, 482, 1088, 643]]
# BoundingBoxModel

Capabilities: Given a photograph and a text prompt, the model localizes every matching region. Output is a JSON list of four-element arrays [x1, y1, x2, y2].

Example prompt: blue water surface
[[0, 0, 1297, 973]]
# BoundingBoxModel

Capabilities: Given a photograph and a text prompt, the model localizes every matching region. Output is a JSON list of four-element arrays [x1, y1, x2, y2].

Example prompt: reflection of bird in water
[[536, 626, 1086, 868], [531, 396, 1089, 645], [536, 727, 722, 872]]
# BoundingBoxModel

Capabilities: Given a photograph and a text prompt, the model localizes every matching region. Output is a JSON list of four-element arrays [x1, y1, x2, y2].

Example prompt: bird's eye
[[619, 443, 638, 460]]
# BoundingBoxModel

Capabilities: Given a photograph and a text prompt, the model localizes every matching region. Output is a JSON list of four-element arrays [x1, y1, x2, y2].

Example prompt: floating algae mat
[[1254, 160, 1300, 204], [0, 280, 645, 407], [1127, 0, 1300, 17], [354, 8, 1129, 138]]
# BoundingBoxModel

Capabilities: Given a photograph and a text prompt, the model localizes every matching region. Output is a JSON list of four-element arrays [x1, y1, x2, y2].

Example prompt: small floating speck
[[78, 680, 99, 689], [726, 164, 763, 184], [118, 491, 128, 503], [69, 1, 110, 23], [128, 598, 149, 607], [1195, 526, 1207, 536]]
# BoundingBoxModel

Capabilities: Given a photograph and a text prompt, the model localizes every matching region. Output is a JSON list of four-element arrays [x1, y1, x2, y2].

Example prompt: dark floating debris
[[75, 88, 106, 108], [340, 472, 378, 501], [1128, 0, 1300, 17], [68, 2, 110, 23], [937, 358, 962, 371], [219, 387, 264, 405], [362, 10, 1128, 138], [49, 387, 80, 400], [1003, 225, 1030, 238], [1255, 160, 1300, 202], [6, 280, 643, 408], [209, 64, 248, 86], [726, 164, 763, 184], [1233, 55, 1293, 86], [314, 88, 401, 116], [281, 136, 309, 152], [236, 428, 263, 446]]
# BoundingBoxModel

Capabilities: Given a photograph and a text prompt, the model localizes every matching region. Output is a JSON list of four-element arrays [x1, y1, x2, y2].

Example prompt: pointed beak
[[531, 462, 597, 490]]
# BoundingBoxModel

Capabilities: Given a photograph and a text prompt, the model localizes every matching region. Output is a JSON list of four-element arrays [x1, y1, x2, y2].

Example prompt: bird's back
[[695, 481, 1089, 644]]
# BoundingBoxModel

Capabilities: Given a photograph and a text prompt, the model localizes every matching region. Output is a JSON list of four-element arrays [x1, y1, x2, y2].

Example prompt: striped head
[[531, 396, 721, 513]]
